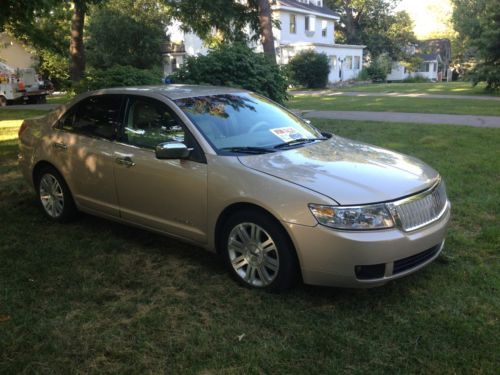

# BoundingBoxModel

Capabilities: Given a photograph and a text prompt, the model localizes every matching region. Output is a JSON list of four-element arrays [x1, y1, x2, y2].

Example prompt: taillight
[[18, 122, 28, 138]]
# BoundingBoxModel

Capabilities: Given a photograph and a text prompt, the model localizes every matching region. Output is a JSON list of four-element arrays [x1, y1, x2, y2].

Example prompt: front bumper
[[286, 202, 451, 287]]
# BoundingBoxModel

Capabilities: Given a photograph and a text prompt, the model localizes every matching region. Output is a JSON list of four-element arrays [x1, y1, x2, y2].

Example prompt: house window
[[289, 14, 296, 34], [354, 56, 360, 70], [171, 58, 178, 72], [420, 63, 430, 72], [345, 56, 353, 70], [330, 55, 337, 68], [321, 20, 327, 37], [305, 16, 315, 33], [433, 62, 437, 72]]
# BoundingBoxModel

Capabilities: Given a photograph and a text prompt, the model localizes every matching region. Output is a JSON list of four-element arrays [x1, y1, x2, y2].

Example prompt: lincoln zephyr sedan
[[18, 85, 451, 291]]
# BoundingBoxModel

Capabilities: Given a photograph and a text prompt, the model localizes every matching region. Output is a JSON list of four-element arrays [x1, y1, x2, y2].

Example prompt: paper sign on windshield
[[270, 127, 306, 142]]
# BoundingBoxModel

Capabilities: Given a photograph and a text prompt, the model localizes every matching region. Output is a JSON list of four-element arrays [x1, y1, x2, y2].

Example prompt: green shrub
[[366, 54, 392, 82], [401, 76, 431, 83], [288, 50, 330, 89], [355, 69, 371, 81], [172, 44, 289, 104], [74, 65, 161, 93]]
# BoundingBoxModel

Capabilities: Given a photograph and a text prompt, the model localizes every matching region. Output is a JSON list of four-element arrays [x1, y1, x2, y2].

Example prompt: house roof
[[417, 54, 442, 62], [275, 0, 340, 19]]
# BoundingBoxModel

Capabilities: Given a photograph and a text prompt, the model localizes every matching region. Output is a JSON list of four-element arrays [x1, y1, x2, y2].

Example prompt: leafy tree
[[452, 0, 500, 90], [172, 44, 288, 104], [164, 0, 277, 62], [74, 65, 162, 93], [3, 2, 72, 88], [86, 0, 169, 70], [288, 50, 330, 88], [326, 0, 416, 60], [1, 0, 98, 82]]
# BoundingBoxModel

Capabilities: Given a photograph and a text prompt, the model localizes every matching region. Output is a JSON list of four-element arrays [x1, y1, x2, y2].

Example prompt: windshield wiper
[[220, 146, 276, 154], [274, 137, 326, 149]]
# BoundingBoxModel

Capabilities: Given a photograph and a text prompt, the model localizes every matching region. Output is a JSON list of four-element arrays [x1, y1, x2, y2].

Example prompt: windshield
[[174, 93, 324, 153]]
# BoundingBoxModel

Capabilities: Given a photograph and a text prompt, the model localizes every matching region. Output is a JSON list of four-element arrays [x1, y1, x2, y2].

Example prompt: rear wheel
[[221, 210, 299, 291], [0, 96, 7, 107], [36, 166, 77, 222]]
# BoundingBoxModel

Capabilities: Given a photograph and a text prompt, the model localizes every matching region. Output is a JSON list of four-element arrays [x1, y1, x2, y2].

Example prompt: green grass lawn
[[289, 95, 500, 116], [1, 110, 499, 373], [46, 92, 74, 105], [338, 81, 500, 96]]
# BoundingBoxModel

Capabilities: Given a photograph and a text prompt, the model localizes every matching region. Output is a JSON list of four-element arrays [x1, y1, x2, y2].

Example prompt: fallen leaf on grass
[[237, 333, 245, 342], [0, 315, 11, 322]]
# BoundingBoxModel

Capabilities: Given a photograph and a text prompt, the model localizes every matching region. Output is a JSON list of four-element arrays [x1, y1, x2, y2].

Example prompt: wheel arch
[[32, 160, 65, 188]]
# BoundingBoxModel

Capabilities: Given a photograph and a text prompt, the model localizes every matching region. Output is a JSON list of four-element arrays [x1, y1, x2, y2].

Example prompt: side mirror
[[155, 141, 190, 159]]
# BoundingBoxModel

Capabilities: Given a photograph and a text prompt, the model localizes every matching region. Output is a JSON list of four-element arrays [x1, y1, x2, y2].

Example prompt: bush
[[366, 54, 392, 82], [172, 44, 289, 104], [288, 50, 330, 89], [74, 65, 161, 93], [355, 69, 371, 81], [401, 76, 431, 83]]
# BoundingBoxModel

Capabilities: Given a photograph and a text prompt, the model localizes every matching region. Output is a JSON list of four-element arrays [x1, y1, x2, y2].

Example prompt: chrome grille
[[388, 181, 448, 232]]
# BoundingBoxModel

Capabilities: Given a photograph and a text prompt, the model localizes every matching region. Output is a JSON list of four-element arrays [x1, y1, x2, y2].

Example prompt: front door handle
[[115, 156, 136, 167], [53, 142, 67, 150]]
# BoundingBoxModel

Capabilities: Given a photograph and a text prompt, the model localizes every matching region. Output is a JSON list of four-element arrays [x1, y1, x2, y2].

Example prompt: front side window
[[123, 97, 185, 149], [60, 95, 123, 140], [175, 93, 323, 154]]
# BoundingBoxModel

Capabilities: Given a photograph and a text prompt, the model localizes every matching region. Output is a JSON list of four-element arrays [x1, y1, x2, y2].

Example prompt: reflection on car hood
[[238, 135, 439, 205]]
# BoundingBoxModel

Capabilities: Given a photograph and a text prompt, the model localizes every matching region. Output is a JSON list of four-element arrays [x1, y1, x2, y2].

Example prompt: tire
[[35, 166, 77, 222], [221, 209, 300, 292], [0, 96, 7, 107]]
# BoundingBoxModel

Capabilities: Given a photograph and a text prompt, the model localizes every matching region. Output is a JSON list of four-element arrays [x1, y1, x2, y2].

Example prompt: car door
[[112, 95, 208, 243], [51, 94, 124, 217]]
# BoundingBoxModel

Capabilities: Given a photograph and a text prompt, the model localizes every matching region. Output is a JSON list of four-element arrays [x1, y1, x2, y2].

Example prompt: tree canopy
[[325, 0, 416, 60], [452, 0, 500, 89], [86, 0, 169, 70]]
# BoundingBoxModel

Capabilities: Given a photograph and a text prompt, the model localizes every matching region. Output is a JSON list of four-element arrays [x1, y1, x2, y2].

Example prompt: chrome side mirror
[[155, 141, 190, 159]]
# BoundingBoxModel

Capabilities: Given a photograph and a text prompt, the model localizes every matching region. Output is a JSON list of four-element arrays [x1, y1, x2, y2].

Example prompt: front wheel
[[221, 210, 299, 291]]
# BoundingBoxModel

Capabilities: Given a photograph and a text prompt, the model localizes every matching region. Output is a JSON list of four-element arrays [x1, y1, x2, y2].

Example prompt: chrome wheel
[[39, 174, 64, 218], [227, 222, 280, 287]]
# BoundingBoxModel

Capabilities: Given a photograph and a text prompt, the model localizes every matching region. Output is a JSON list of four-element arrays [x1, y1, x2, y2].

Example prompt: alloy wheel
[[227, 222, 280, 287], [39, 174, 65, 218]]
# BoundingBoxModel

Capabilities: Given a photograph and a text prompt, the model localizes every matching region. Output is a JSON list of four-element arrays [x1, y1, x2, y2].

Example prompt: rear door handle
[[53, 142, 67, 150], [115, 156, 136, 167]]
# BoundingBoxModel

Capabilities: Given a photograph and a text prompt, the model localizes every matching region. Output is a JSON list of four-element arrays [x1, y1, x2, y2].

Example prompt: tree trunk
[[69, 0, 86, 82], [257, 0, 276, 63]]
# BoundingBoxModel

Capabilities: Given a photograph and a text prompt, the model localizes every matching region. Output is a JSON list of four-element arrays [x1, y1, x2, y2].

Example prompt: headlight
[[308, 203, 394, 230]]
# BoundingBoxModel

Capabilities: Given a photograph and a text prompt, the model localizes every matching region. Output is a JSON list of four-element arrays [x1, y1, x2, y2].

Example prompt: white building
[[387, 54, 443, 82], [163, 0, 365, 83]]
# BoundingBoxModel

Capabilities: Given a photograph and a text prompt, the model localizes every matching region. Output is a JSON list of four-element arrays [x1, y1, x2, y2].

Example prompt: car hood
[[238, 135, 439, 205]]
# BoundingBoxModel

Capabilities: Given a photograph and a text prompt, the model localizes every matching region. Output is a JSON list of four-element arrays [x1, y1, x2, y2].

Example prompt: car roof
[[98, 85, 248, 100]]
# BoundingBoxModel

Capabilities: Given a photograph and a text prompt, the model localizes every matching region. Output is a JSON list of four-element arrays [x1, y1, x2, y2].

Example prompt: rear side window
[[60, 95, 123, 140]]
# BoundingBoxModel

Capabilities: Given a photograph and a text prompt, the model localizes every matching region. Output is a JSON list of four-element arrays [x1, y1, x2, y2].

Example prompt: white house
[[386, 54, 442, 81], [163, 0, 365, 83], [0, 32, 38, 69]]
